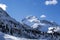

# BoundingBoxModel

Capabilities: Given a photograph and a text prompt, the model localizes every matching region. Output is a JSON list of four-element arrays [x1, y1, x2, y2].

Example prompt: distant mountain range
[[0, 8, 60, 40]]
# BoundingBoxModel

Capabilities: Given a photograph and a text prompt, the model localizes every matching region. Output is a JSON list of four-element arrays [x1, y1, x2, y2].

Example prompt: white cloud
[[40, 15, 46, 18], [45, 0, 58, 5], [0, 4, 7, 10]]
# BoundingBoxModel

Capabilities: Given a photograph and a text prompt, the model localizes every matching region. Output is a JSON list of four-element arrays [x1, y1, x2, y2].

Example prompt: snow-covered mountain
[[0, 7, 60, 40], [22, 16, 59, 32], [0, 8, 42, 39]]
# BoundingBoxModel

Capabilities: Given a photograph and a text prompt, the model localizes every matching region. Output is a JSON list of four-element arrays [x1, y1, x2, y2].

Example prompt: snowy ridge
[[22, 16, 59, 32]]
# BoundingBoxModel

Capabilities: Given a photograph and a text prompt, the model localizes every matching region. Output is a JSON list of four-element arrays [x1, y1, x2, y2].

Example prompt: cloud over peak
[[40, 15, 46, 18], [45, 0, 58, 5], [0, 4, 7, 10]]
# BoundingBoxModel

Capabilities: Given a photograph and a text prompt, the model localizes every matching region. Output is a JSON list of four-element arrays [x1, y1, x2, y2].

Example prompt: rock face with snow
[[22, 16, 59, 32], [0, 8, 60, 40], [22, 15, 60, 40], [0, 8, 41, 39]]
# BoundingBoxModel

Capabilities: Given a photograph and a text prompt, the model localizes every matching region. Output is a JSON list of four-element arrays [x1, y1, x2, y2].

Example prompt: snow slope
[[0, 32, 34, 40], [1, 31, 60, 40], [0, 32, 48, 40]]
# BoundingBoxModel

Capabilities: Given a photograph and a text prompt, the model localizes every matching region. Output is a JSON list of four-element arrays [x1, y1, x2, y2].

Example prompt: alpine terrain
[[0, 7, 60, 40]]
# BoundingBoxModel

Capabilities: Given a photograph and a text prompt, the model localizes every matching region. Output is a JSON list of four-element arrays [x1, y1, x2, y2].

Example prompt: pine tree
[[2, 26, 5, 33], [10, 28, 13, 35], [6, 24, 9, 32]]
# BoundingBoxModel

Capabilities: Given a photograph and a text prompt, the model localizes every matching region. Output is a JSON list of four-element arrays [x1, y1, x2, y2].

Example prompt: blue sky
[[0, 0, 60, 24]]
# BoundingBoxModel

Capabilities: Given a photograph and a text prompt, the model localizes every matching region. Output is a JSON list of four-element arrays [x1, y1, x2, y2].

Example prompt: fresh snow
[[22, 16, 60, 32], [0, 32, 33, 40], [0, 32, 48, 40], [47, 26, 60, 33]]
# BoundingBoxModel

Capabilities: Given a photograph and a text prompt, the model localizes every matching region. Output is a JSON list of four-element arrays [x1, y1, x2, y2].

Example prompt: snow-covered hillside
[[0, 32, 38, 40], [0, 7, 60, 40], [1, 31, 60, 40]]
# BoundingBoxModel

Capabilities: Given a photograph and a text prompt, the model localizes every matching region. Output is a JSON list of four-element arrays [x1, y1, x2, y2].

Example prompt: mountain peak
[[22, 16, 39, 23], [0, 7, 9, 17]]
